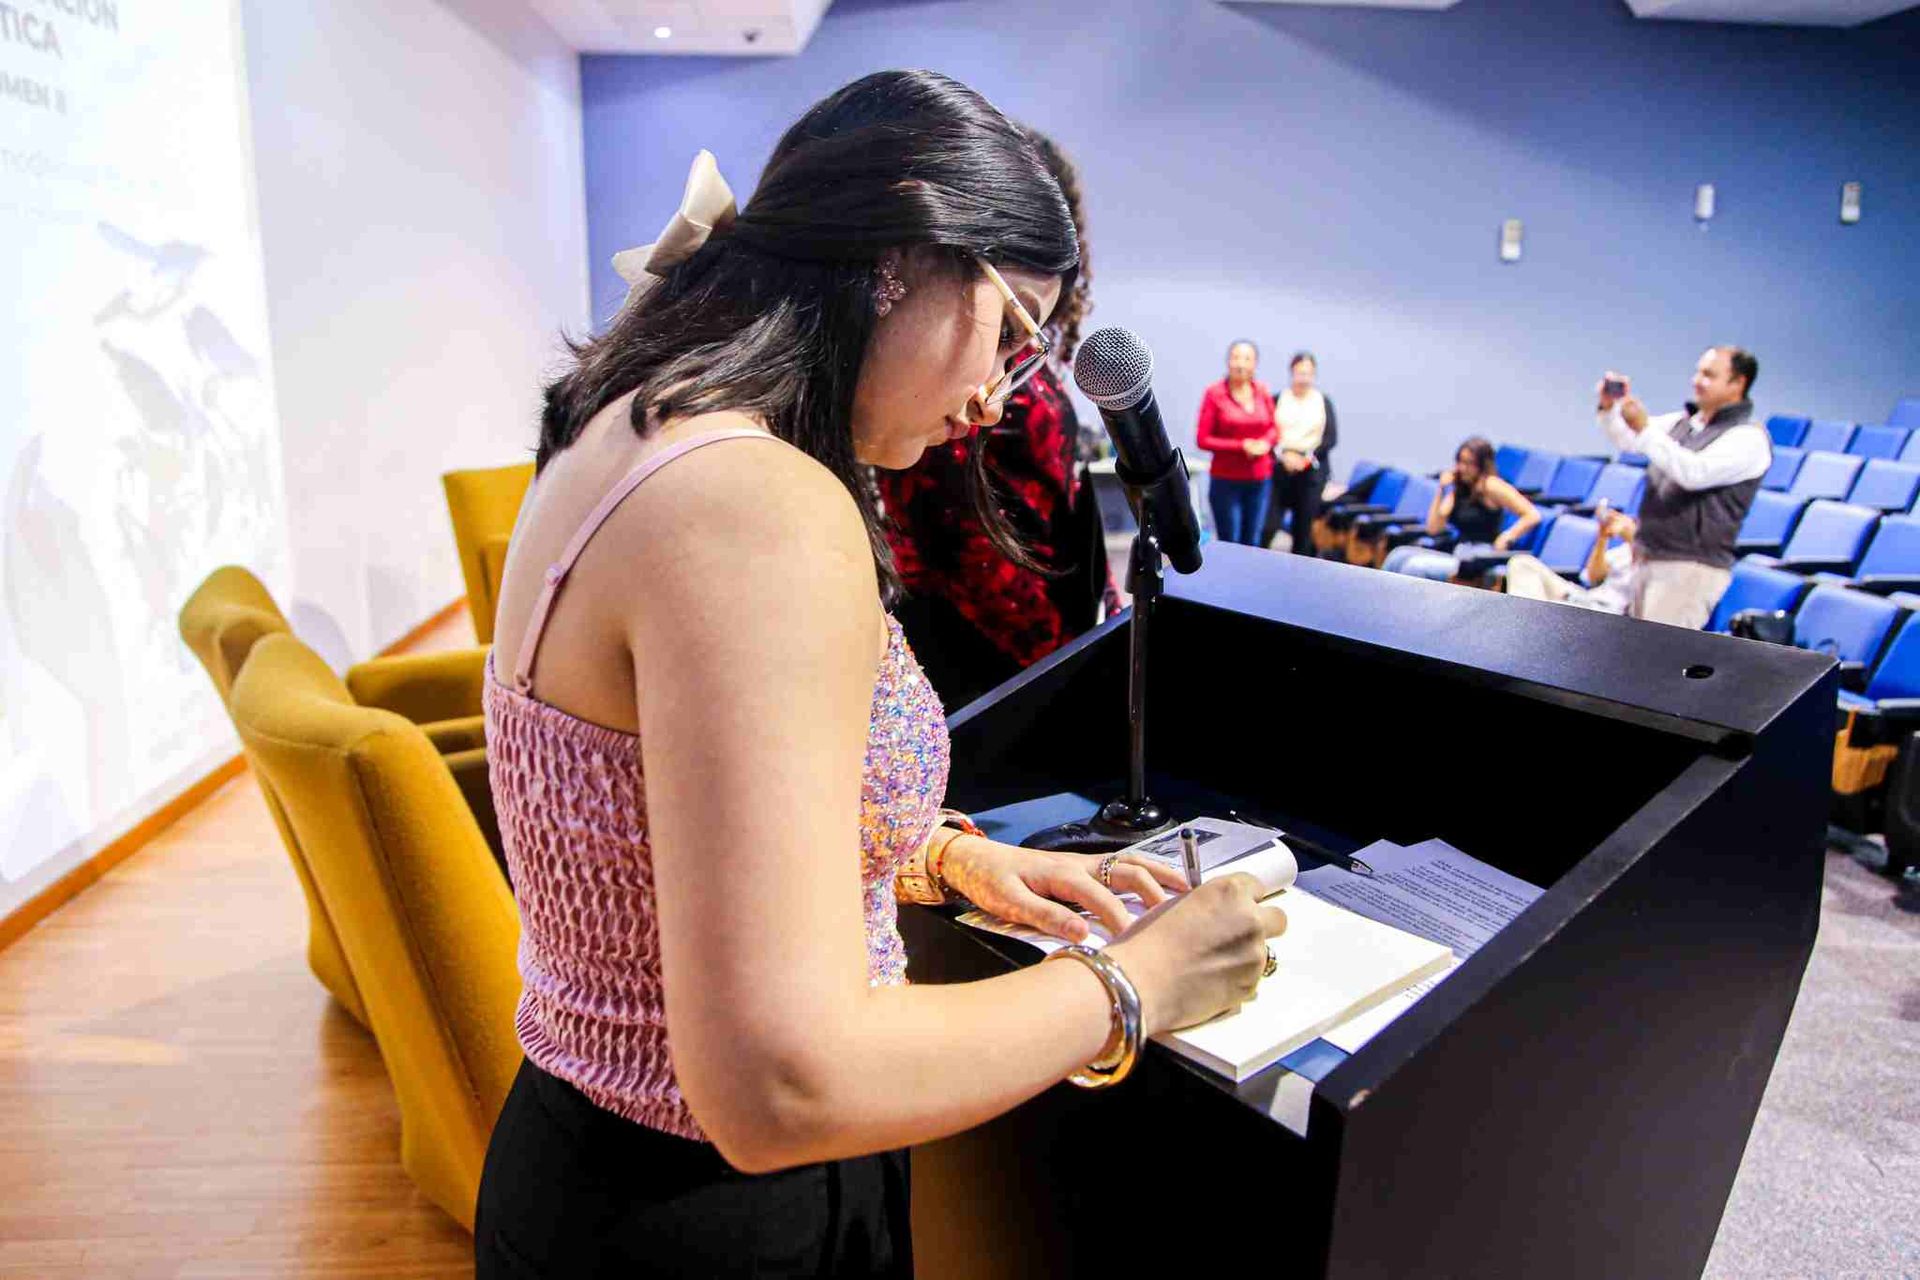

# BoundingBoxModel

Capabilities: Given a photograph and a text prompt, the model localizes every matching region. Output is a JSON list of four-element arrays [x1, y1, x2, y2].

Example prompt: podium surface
[[904, 545, 1832, 1279]]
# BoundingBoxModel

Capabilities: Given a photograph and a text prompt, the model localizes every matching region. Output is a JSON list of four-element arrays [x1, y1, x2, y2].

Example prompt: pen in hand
[[1180, 826, 1202, 891]]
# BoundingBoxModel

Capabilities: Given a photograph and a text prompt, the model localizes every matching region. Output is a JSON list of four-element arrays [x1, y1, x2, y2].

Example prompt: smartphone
[[1602, 377, 1628, 399]]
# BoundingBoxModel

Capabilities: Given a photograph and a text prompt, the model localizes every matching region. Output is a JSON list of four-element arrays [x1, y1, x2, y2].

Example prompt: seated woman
[[1381, 437, 1539, 582]]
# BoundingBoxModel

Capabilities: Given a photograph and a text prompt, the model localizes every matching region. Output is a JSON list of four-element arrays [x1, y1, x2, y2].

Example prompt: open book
[[957, 820, 1454, 1083]]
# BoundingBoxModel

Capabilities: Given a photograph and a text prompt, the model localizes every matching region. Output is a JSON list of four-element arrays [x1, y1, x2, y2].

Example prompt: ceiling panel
[[1230, 1, 1464, 8], [1626, 0, 1912, 25], [1235, 0, 1915, 22], [529, 0, 830, 54]]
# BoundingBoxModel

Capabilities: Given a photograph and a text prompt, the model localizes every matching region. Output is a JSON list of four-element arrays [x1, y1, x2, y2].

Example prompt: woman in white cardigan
[[1263, 352, 1336, 553]]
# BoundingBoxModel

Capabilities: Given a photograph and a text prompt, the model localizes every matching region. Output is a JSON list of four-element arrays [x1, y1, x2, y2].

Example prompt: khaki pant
[[1631, 557, 1731, 630], [1505, 554, 1576, 603]]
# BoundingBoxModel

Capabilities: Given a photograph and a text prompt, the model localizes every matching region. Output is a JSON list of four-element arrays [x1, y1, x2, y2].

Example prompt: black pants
[[476, 1061, 913, 1278], [1264, 466, 1324, 553]]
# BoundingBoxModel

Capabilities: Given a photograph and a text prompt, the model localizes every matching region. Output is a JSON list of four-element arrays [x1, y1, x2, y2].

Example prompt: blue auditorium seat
[[1762, 446, 1804, 491], [1888, 398, 1920, 430], [1345, 459, 1384, 492], [1616, 451, 1649, 468], [1319, 467, 1409, 544], [1791, 586, 1903, 683], [1849, 425, 1909, 461], [1839, 611, 1920, 712], [1335, 467, 1407, 515], [1899, 432, 1920, 466], [1583, 462, 1646, 516], [1707, 559, 1811, 633], [1747, 499, 1880, 575], [1532, 512, 1601, 578], [1842, 515, 1920, 596], [1511, 451, 1559, 495], [1831, 609, 1920, 833], [1801, 420, 1858, 455], [1846, 459, 1920, 514], [1787, 450, 1865, 502], [1538, 457, 1604, 506], [1735, 490, 1809, 557], [1350, 474, 1440, 555], [1766, 415, 1810, 449], [1494, 444, 1529, 484]]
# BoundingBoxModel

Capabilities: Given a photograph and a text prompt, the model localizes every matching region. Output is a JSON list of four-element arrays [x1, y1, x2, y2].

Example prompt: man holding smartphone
[[1597, 347, 1770, 629]]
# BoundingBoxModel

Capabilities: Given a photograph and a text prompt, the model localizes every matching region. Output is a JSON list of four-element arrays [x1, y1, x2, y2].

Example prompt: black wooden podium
[[901, 544, 1832, 1280]]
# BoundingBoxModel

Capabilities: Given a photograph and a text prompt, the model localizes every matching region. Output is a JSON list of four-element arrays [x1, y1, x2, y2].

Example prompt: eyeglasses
[[976, 257, 1050, 409]]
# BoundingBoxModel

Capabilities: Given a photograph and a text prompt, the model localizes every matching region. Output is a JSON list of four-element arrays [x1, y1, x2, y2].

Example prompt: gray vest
[[1635, 400, 1765, 570]]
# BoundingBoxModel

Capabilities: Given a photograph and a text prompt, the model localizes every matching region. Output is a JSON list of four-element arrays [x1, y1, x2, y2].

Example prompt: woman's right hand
[[1438, 468, 1456, 489], [1106, 874, 1288, 1036]]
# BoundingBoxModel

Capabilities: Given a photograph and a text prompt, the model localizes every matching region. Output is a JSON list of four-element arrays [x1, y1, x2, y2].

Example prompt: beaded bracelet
[[896, 810, 986, 906], [927, 809, 984, 899]]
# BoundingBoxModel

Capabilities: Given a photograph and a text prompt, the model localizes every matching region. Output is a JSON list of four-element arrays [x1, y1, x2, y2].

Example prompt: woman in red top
[[1196, 340, 1278, 545], [878, 128, 1120, 710]]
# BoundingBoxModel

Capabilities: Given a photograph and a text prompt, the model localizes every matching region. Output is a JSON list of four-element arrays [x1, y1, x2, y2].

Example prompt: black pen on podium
[[1179, 826, 1202, 891], [1226, 810, 1374, 877]]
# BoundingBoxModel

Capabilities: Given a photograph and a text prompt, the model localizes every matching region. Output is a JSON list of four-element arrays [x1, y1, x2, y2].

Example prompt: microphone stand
[[1024, 460, 1188, 854]]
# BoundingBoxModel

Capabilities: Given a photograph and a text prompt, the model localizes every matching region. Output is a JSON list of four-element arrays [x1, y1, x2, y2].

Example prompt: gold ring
[[1097, 855, 1119, 890], [1261, 946, 1278, 979]]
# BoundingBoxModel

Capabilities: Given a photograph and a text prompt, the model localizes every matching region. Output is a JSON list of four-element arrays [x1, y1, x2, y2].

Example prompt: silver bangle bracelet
[[1045, 944, 1144, 1089]]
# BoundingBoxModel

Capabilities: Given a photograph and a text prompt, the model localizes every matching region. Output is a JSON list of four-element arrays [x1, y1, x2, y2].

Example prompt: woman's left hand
[[939, 836, 1191, 941]]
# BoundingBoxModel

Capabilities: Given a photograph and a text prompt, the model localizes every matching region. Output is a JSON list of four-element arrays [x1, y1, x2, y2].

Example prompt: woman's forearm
[[683, 954, 1117, 1173]]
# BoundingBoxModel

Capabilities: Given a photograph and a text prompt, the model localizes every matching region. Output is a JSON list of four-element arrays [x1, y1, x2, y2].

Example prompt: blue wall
[[580, 0, 1920, 476]]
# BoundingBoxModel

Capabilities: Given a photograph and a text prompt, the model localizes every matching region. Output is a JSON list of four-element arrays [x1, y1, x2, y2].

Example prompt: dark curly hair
[[537, 71, 1080, 594], [1020, 126, 1091, 364]]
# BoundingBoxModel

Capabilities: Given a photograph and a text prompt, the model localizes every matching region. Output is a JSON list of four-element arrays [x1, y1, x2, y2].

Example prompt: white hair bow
[[610, 150, 737, 307]]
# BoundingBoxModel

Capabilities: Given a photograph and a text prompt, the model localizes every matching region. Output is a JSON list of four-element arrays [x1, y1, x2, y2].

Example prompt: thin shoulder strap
[[510, 428, 776, 694]]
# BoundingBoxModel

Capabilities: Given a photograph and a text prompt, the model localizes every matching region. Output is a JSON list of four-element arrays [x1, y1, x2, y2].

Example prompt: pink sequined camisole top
[[485, 428, 950, 1142]]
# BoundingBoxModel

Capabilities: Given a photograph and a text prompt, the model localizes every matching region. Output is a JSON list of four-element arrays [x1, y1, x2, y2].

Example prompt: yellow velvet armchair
[[229, 633, 522, 1230], [179, 567, 504, 1029], [180, 567, 371, 1029], [443, 461, 533, 644]]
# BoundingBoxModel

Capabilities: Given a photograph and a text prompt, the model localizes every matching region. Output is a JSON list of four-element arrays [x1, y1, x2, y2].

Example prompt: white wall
[[1, 0, 290, 921], [0, 0, 589, 926], [243, 0, 590, 663]]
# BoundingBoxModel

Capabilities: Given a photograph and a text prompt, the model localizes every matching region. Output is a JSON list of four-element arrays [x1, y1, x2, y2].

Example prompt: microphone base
[[1022, 800, 1178, 855]]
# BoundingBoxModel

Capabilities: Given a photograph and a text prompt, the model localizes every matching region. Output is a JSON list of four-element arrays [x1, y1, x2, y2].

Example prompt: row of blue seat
[[1706, 562, 1920, 717], [1492, 498, 1893, 587], [1766, 396, 1920, 455], [1761, 451, 1920, 513], [1416, 449, 1648, 512], [1342, 423, 1920, 579]]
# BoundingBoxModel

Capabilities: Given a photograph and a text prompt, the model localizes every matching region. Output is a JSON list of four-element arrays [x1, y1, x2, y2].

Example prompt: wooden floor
[[0, 610, 477, 1279]]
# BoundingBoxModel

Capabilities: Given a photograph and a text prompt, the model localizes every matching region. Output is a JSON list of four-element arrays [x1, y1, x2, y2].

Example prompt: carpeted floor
[[1704, 849, 1919, 1278]]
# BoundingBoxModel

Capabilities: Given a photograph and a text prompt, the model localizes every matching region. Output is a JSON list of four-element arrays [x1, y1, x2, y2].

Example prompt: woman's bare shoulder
[[1484, 475, 1531, 509], [597, 412, 876, 598]]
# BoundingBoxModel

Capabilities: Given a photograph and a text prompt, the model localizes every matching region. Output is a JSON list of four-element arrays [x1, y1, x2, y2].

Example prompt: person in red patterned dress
[[877, 128, 1120, 710]]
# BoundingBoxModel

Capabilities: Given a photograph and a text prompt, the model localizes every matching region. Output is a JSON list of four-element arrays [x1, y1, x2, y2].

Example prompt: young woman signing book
[[476, 71, 1286, 1276]]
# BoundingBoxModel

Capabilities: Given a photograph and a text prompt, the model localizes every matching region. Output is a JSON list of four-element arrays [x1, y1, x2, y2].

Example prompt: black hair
[[537, 70, 1080, 594], [1717, 345, 1758, 398], [1455, 435, 1496, 503], [1289, 351, 1316, 372], [1020, 125, 1091, 364]]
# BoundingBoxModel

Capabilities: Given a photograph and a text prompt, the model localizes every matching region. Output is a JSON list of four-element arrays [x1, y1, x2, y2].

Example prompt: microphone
[[1074, 328, 1203, 574]]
